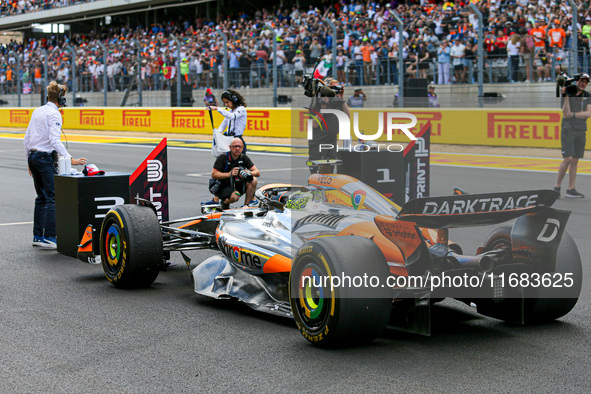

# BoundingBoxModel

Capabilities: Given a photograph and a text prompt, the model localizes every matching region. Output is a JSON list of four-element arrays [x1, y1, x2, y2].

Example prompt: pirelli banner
[[292, 109, 569, 149], [0, 107, 289, 137], [1, 107, 588, 149]]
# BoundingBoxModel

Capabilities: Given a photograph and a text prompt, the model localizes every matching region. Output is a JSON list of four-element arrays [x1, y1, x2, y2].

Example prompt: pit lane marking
[[431, 152, 591, 175], [2, 131, 589, 174], [0, 132, 302, 155]]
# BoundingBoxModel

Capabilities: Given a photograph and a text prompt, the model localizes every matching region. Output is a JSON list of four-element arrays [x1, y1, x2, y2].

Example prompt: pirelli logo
[[80, 109, 105, 126], [123, 110, 151, 127], [10, 109, 30, 124], [487, 113, 561, 140], [247, 110, 270, 131], [171, 110, 205, 128]]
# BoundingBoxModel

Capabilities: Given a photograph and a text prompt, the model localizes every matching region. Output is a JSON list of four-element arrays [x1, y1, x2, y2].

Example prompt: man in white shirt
[[450, 38, 466, 84], [24, 81, 87, 249]]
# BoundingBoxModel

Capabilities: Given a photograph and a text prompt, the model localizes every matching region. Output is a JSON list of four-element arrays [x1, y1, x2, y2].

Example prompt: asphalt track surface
[[1, 135, 590, 392]]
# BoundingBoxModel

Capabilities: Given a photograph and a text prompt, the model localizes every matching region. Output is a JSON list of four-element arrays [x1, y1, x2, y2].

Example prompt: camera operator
[[211, 137, 260, 209], [554, 73, 591, 198], [307, 79, 350, 173], [326, 78, 350, 117]]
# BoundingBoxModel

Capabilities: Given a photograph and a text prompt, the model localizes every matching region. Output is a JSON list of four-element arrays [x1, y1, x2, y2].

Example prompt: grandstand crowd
[[1, 0, 591, 95]]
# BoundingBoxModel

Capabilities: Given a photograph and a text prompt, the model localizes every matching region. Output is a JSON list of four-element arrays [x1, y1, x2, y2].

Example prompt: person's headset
[[222, 90, 239, 104], [46, 85, 67, 107]]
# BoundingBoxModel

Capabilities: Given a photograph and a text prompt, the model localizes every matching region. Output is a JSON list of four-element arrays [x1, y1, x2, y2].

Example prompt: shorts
[[215, 180, 247, 200], [453, 64, 464, 71], [295, 70, 303, 76], [561, 127, 586, 158]]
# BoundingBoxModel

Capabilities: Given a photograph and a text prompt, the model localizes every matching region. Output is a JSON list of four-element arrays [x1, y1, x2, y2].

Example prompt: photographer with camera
[[347, 88, 367, 108], [211, 137, 260, 209], [554, 73, 591, 198], [306, 77, 350, 173]]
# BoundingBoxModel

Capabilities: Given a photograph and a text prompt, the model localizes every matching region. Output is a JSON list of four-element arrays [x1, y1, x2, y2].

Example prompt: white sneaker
[[42, 236, 57, 249]]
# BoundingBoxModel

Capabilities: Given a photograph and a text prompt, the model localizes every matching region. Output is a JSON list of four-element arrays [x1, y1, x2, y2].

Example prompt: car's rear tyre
[[479, 225, 582, 324], [290, 236, 392, 347], [100, 204, 163, 288]]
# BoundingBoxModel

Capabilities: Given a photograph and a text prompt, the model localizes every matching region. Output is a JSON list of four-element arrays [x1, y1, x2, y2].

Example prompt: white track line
[[0, 221, 33, 226]]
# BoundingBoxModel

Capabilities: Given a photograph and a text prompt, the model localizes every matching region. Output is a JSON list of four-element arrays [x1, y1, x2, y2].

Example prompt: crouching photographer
[[554, 72, 591, 198], [211, 137, 260, 209]]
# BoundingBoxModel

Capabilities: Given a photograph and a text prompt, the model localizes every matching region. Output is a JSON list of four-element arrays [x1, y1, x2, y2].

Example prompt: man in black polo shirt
[[554, 73, 591, 198], [212, 137, 260, 209]]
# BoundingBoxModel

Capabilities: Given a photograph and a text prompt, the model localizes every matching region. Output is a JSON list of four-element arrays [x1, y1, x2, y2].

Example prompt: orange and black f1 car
[[82, 172, 582, 347]]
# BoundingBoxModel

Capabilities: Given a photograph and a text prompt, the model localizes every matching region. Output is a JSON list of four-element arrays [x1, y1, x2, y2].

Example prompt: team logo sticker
[[232, 246, 241, 262], [351, 190, 366, 210]]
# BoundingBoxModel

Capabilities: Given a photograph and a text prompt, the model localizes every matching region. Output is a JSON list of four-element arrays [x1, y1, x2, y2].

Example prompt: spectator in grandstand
[[387, 42, 400, 85], [450, 38, 465, 84], [238, 51, 252, 88], [548, 19, 567, 54], [180, 57, 190, 84], [352, 39, 363, 85], [530, 20, 548, 53], [507, 34, 521, 83], [437, 39, 451, 85], [292, 49, 306, 86], [521, 32, 536, 82], [188, 54, 199, 88], [582, 17, 591, 40], [254, 46, 268, 87], [0, 69, 5, 94], [415, 41, 430, 80], [463, 41, 475, 84], [361, 39, 374, 85], [534, 47, 552, 82], [484, 28, 498, 58], [496, 29, 509, 59], [405, 50, 419, 79], [209, 50, 220, 89], [228, 47, 241, 88], [269, 45, 287, 87]]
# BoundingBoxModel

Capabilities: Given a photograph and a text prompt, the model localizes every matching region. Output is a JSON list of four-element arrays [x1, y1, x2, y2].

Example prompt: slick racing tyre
[[100, 204, 163, 288], [290, 236, 392, 347], [479, 226, 582, 324]]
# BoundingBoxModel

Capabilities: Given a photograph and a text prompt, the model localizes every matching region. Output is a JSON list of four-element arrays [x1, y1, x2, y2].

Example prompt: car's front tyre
[[100, 204, 163, 288]]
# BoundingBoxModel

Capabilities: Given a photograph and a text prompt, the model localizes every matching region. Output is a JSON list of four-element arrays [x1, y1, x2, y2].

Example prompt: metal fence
[[0, 23, 586, 107]]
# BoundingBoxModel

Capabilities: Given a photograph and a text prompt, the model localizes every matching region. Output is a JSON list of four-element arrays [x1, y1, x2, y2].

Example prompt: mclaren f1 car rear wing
[[397, 189, 559, 228]]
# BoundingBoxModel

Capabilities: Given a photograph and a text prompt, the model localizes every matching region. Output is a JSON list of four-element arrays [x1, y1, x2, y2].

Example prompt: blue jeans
[[28, 151, 57, 238], [355, 59, 364, 85]]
